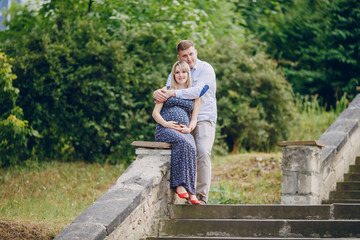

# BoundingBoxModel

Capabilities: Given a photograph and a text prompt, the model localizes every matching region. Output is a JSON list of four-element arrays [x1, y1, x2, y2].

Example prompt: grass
[[209, 152, 282, 204], [0, 161, 126, 239], [287, 94, 347, 141]]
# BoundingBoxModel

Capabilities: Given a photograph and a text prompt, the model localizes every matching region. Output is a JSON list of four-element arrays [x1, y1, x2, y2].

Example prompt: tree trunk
[[232, 137, 239, 154]]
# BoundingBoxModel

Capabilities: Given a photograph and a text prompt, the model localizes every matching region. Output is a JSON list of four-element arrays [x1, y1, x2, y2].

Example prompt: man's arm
[[175, 66, 214, 99], [153, 73, 173, 103], [153, 87, 171, 103]]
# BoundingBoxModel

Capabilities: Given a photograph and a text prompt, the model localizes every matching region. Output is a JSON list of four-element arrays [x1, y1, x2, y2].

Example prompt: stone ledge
[[319, 94, 360, 164], [338, 107, 360, 120], [136, 148, 171, 156], [318, 132, 348, 152], [131, 141, 171, 149], [325, 119, 358, 136], [55, 147, 171, 240], [277, 140, 325, 147], [349, 94, 360, 108], [321, 146, 336, 165], [54, 222, 106, 240]]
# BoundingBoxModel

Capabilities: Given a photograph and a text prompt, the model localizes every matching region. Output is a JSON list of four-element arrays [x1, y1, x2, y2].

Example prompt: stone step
[[330, 190, 360, 199], [158, 219, 360, 238], [349, 165, 360, 173], [146, 237, 351, 240], [323, 199, 360, 204], [336, 182, 360, 191], [170, 205, 333, 220], [344, 173, 360, 181], [356, 156, 360, 165]]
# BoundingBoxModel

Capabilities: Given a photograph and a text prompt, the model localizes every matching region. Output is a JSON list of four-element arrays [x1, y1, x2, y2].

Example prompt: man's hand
[[153, 88, 175, 103]]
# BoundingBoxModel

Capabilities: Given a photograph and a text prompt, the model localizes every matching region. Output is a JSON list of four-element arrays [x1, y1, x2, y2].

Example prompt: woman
[[152, 61, 200, 205]]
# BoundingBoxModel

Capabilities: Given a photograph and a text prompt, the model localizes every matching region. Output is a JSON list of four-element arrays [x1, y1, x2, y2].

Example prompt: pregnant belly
[[162, 107, 189, 126]]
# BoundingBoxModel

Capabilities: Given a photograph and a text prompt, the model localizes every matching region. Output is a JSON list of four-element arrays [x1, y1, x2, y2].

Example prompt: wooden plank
[[277, 140, 325, 147], [131, 141, 171, 149]]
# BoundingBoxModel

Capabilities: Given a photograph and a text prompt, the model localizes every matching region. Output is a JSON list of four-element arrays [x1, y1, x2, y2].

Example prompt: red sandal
[[175, 187, 189, 199]]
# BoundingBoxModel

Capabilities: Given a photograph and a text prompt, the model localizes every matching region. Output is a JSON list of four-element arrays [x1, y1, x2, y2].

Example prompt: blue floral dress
[[155, 97, 197, 194]]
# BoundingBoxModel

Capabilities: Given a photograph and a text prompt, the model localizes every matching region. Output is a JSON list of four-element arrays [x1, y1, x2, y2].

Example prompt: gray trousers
[[192, 119, 216, 203]]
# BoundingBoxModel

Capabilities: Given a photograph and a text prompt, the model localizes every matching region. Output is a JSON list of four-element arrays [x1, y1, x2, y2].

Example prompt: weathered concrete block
[[135, 148, 171, 157], [343, 144, 355, 167], [333, 158, 345, 183], [281, 195, 320, 205], [281, 172, 297, 194], [282, 146, 321, 173], [338, 107, 360, 120], [322, 171, 335, 200], [348, 94, 360, 108], [55, 222, 106, 240], [325, 119, 358, 136], [321, 146, 336, 165], [318, 132, 348, 152], [297, 173, 321, 195]]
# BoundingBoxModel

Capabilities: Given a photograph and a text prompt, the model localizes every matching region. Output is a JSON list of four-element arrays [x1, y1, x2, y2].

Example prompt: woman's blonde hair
[[170, 61, 192, 90]]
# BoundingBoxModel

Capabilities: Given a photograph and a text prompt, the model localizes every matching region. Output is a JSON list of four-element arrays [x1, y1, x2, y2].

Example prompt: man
[[153, 40, 217, 204]]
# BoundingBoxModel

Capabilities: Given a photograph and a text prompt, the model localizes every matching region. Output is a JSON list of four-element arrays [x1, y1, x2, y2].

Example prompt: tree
[[203, 40, 294, 152], [0, 51, 36, 166], [0, 0, 237, 163], [237, 0, 360, 106]]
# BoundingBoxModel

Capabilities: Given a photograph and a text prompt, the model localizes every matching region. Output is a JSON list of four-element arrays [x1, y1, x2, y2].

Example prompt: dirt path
[[0, 220, 55, 240]]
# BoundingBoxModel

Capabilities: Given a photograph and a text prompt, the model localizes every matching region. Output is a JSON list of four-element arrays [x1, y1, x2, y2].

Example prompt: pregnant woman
[[152, 61, 200, 205]]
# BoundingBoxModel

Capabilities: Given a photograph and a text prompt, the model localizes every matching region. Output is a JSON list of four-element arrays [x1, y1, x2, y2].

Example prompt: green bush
[[0, 0, 221, 163], [237, 0, 360, 106], [0, 51, 35, 166], [1, 12, 157, 163], [203, 41, 294, 152], [0, 0, 309, 162]]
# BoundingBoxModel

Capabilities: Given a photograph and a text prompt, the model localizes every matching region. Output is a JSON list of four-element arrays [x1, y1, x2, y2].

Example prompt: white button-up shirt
[[166, 59, 217, 122]]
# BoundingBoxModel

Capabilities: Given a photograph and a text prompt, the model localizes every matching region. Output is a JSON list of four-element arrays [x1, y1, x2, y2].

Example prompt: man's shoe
[[198, 200, 206, 205]]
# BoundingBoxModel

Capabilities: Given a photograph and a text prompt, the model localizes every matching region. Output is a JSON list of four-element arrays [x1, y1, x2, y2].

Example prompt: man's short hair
[[176, 40, 195, 52]]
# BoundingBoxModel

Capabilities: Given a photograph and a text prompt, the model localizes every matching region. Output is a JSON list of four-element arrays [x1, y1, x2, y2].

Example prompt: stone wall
[[55, 146, 173, 240], [318, 94, 360, 201], [280, 94, 360, 204]]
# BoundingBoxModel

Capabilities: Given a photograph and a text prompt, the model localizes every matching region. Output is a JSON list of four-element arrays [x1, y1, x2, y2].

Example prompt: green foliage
[[0, 0, 243, 163], [1, 4, 155, 163], [325, 0, 360, 98], [0, 51, 18, 118], [4, 0, 337, 163], [237, 0, 360, 106], [0, 51, 35, 167], [288, 93, 348, 142], [203, 40, 294, 152]]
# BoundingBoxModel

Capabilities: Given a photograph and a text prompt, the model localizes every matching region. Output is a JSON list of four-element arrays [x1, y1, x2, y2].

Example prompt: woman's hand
[[179, 124, 192, 134], [189, 122, 196, 132], [164, 121, 182, 131]]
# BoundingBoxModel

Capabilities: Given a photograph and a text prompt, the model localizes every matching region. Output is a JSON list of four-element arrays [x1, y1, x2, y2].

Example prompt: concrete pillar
[[278, 141, 325, 205]]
